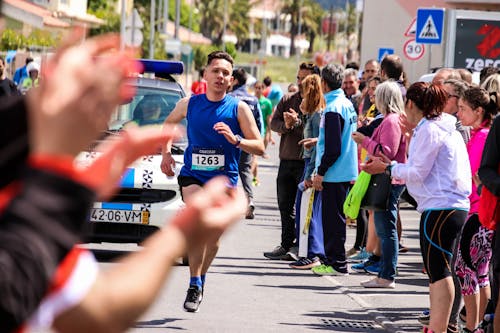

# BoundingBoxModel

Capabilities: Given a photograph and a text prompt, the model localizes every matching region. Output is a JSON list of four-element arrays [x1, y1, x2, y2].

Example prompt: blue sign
[[378, 48, 394, 63], [416, 8, 445, 44]]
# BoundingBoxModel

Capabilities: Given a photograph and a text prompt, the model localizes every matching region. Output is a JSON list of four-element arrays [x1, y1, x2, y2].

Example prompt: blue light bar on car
[[139, 59, 184, 76]]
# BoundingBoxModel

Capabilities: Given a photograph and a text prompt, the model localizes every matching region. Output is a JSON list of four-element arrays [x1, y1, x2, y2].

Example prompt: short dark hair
[[207, 51, 234, 67], [263, 76, 272, 87], [25, 57, 34, 65], [346, 61, 360, 70], [381, 55, 403, 80], [299, 62, 320, 75], [321, 64, 344, 91], [232, 67, 248, 85]]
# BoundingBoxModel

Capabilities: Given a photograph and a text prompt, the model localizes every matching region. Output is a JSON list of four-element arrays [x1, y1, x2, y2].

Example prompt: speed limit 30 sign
[[404, 38, 425, 61]]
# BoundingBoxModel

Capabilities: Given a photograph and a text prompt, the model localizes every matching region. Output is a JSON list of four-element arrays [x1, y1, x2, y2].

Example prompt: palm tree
[[281, 0, 300, 56], [299, 0, 324, 54], [228, 0, 251, 49], [195, 0, 251, 47]]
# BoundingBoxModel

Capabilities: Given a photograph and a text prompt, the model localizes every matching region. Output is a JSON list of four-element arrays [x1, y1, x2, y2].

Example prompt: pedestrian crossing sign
[[416, 8, 445, 44], [378, 48, 394, 63]]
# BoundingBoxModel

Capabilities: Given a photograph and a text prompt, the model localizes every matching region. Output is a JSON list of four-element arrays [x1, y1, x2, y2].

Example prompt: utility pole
[[163, 0, 168, 34], [120, 0, 126, 49], [174, 0, 180, 39], [222, 0, 228, 51], [149, 0, 155, 59], [297, 0, 302, 59], [344, 0, 349, 61], [326, 5, 334, 52]]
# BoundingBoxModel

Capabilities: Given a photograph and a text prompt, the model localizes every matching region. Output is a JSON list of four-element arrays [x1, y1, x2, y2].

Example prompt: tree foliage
[[195, 0, 250, 48], [0, 29, 59, 50]]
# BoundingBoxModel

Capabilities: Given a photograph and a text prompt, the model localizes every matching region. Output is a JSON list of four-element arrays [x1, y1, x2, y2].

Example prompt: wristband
[[234, 134, 242, 147]]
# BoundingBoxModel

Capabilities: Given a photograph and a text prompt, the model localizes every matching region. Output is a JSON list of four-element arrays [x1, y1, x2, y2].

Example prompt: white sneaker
[[361, 277, 395, 289]]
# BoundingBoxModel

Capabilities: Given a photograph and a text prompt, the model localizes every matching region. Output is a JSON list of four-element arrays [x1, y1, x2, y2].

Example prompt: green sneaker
[[311, 264, 348, 276]]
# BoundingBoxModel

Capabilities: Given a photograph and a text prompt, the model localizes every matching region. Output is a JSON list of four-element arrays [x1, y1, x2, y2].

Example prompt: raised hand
[[79, 125, 182, 200], [27, 29, 140, 157]]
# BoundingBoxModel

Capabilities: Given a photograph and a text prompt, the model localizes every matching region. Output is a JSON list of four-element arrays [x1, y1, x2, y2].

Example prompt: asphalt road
[[33, 133, 431, 333]]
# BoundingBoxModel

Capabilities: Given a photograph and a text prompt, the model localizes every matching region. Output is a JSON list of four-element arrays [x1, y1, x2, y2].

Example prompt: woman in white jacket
[[363, 81, 471, 333]]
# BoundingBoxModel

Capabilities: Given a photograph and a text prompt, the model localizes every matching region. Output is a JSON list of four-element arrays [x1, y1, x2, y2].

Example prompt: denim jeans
[[374, 184, 405, 281]]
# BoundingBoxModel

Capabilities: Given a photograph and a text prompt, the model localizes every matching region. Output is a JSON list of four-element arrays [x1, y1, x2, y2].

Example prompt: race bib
[[191, 147, 225, 171]]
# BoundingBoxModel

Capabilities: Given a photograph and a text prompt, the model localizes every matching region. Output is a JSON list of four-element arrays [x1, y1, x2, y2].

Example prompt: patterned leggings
[[455, 214, 494, 296]]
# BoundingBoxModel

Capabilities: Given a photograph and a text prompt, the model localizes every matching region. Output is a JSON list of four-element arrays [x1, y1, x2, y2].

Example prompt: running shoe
[[361, 277, 395, 289], [348, 248, 371, 262], [263, 245, 288, 260], [183, 285, 203, 312], [252, 177, 260, 186], [289, 256, 321, 269], [351, 258, 380, 274], [418, 309, 430, 325], [312, 264, 348, 276], [364, 261, 381, 275], [245, 204, 255, 219]]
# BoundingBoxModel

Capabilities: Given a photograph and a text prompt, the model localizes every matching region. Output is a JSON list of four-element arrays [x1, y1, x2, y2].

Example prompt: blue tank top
[[180, 94, 242, 185]]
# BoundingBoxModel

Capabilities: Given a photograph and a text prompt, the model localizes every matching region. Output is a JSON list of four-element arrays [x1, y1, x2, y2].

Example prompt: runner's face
[[204, 58, 233, 94]]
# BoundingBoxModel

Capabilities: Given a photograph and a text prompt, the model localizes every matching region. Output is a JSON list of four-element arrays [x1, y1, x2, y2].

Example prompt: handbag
[[343, 171, 372, 219], [360, 172, 392, 211], [478, 164, 500, 231], [360, 144, 391, 211]]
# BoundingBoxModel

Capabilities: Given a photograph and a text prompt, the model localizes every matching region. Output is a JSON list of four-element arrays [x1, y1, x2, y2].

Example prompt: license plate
[[90, 209, 149, 224]]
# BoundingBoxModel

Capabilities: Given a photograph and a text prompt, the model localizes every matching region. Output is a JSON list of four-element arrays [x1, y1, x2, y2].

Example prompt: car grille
[[83, 222, 159, 243], [109, 188, 177, 204]]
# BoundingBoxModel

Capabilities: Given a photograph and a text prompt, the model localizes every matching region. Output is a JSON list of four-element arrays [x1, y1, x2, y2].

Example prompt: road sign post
[[403, 39, 425, 61], [416, 8, 445, 72], [378, 48, 394, 63], [416, 8, 445, 44]]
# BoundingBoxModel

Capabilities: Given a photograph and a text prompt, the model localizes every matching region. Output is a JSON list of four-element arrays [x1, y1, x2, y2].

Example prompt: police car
[[79, 60, 187, 244]]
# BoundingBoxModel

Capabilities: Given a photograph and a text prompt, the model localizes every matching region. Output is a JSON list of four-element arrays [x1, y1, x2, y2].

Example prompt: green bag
[[343, 171, 372, 219]]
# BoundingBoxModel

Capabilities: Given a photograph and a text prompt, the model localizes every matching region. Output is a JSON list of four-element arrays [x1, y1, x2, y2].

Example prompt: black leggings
[[354, 208, 368, 249], [419, 209, 468, 283]]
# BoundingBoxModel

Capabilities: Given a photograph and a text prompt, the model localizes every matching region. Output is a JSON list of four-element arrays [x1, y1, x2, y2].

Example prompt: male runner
[[161, 51, 264, 312]]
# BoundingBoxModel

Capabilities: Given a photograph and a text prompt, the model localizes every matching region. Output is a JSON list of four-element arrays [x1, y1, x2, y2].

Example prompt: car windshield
[[109, 86, 186, 129]]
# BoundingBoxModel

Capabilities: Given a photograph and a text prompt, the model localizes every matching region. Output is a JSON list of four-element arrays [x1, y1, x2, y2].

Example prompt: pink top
[[362, 112, 407, 184], [467, 127, 489, 214]]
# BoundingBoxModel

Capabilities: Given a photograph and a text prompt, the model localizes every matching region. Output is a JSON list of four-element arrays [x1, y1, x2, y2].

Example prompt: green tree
[[227, 0, 250, 49], [87, 0, 120, 36], [281, 0, 300, 56], [195, 0, 250, 47], [299, 0, 324, 54], [0, 29, 59, 50]]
